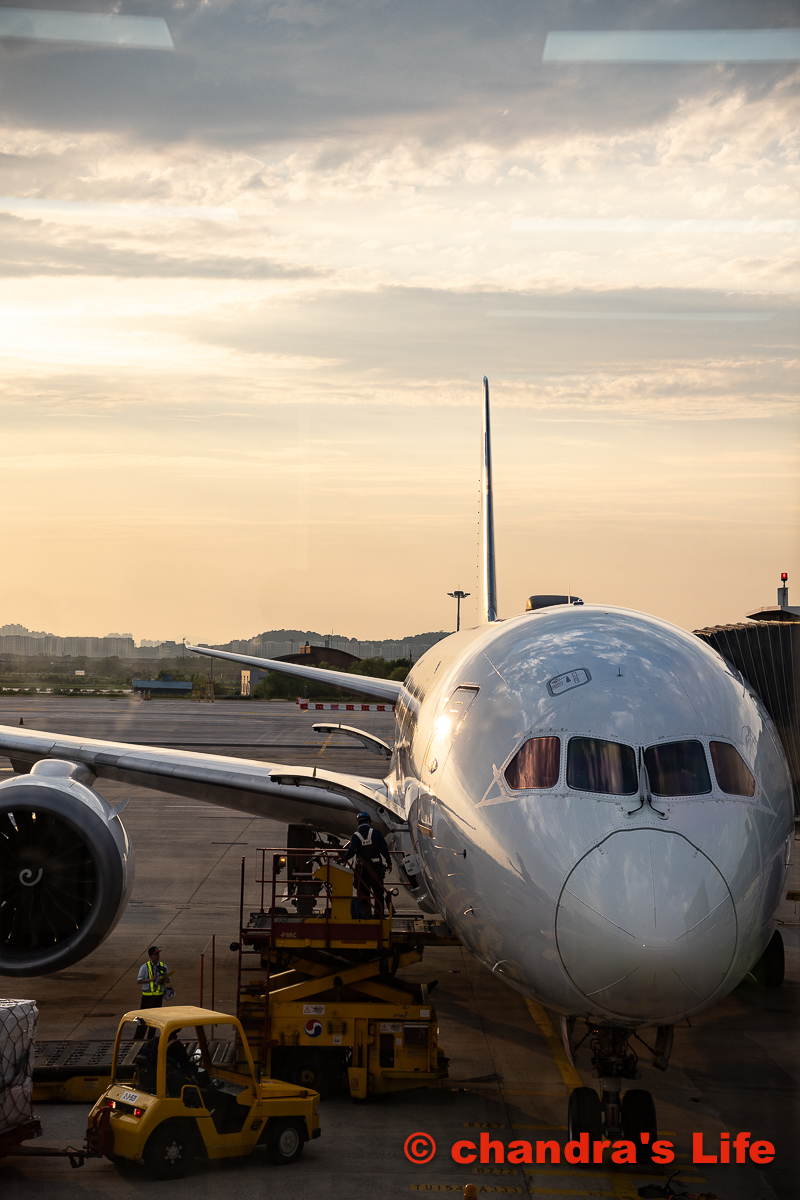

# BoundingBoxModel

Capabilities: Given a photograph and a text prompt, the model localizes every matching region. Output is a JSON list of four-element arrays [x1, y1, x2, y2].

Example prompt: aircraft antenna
[[480, 375, 499, 622]]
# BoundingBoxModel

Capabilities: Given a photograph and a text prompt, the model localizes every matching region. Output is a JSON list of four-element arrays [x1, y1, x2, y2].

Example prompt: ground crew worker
[[134, 946, 172, 1040], [340, 811, 393, 916]]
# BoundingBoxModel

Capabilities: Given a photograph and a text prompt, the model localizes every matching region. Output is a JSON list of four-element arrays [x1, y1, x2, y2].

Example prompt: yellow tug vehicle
[[86, 1006, 320, 1179]]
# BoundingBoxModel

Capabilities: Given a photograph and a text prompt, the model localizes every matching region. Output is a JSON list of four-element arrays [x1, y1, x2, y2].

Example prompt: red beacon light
[[781, 572, 788, 582]]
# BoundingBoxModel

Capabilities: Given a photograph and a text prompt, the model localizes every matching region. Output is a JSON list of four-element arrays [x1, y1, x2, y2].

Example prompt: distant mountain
[[253, 629, 451, 645]]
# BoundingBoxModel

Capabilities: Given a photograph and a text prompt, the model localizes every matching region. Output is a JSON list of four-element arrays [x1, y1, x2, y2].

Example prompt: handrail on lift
[[235, 846, 399, 1073]]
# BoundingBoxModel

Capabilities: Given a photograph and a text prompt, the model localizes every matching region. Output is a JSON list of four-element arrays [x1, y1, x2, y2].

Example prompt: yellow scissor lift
[[234, 847, 458, 1100]]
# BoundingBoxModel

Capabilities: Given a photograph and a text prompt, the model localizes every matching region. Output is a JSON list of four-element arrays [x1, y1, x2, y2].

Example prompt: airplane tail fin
[[481, 376, 499, 623]]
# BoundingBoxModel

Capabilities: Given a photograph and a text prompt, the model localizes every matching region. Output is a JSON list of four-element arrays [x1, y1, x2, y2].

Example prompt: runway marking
[[525, 1001, 583, 1090], [512, 1124, 567, 1130], [527, 1190, 613, 1197], [410, 1187, 522, 1193], [608, 1177, 639, 1200], [525, 1170, 610, 1178], [318, 731, 335, 756], [472, 1168, 518, 1175]]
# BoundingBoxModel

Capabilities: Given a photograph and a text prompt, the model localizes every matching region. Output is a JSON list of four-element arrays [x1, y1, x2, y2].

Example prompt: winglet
[[481, 376, 498, 622]]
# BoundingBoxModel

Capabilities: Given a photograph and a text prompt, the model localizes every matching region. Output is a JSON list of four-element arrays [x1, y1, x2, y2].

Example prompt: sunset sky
[[1, 0, 798, 643]]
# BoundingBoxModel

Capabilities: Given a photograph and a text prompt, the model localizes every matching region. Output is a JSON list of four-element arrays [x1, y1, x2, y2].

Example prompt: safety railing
[[234, 847, 397, 1071]]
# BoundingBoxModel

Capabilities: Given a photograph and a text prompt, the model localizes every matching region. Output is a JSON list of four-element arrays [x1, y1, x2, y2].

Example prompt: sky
[[0, 0, 798, 643]]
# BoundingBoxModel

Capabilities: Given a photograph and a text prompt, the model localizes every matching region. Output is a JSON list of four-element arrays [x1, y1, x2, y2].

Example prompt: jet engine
[[0, 759, 133, 977]]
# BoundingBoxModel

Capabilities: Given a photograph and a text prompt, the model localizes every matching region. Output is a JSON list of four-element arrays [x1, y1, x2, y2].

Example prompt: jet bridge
[[695, 620, 800, 815]]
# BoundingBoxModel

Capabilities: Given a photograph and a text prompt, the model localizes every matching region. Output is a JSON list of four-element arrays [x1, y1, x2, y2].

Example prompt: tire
[[266, 1118, 305, 1165], [142, 1121, 196, 1179], [568, 1087, 602, 1143], [283, 1050, 334, 1095], [755, 930, 785, 988], [621, 1089, 657, 1161]]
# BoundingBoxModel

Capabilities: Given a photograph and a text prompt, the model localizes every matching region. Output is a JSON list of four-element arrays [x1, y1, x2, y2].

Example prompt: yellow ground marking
[[512, 1124, 567, 1130], [524, 1169, 610, 1178], [527, 1190, 613, 1197], [317, 731, 334, 756], [410, 1187, 522, 1193], [525, 1000, 583, 1090], [501, 1091, 567, 1096], [608, 1175, 639, 1200], [472, 1168, 519, 1175]]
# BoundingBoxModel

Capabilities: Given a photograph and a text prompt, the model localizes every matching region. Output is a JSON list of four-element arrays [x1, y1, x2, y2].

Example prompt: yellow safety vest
[[142, 960, 167, 996]]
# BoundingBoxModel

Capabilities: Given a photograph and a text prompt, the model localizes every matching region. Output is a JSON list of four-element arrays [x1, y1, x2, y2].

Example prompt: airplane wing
[[0, 723, 401, 834], [185, 643, 403, 704], [0, 721, 405, 976]]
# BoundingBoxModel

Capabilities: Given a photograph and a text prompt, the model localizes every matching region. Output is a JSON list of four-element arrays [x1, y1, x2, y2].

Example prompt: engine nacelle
[[0, 760, 133, 976]]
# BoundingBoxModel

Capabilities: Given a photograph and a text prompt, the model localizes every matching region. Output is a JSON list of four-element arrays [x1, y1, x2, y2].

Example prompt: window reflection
[[505, 737, 560, 790], [566, 737, 637, 795], [710, 741, 756, 797], [644, 741, 711, 796]]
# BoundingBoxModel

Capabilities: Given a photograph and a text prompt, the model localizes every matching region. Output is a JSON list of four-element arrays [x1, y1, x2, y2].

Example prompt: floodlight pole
[[447, 589, 470, 633]]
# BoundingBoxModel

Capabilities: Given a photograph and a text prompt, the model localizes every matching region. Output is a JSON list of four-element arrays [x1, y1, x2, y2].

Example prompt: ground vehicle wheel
[[142, 1120, 196, 1179], [621, 1089, 657, 1160], [568, 1087, 602, 1142], [284, 1050, 332, 1094], [266, 1118, 305, 1165]]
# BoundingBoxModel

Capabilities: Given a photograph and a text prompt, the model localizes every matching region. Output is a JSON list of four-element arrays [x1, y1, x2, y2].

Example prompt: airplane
[[0, 378, 794, 1144]]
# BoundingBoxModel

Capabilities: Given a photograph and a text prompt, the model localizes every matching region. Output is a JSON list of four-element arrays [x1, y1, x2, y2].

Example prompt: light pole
[[447, 590, 470, 633]]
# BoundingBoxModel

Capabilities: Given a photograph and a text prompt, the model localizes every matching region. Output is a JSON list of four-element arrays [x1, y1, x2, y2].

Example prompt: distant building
[[0, 627, 136, 658], [277, 645, 361, 670], [241, 645, 361, 695], [745, 573, 800, 623], [131, 674, 192, 697], [240, 669, 270, 696]]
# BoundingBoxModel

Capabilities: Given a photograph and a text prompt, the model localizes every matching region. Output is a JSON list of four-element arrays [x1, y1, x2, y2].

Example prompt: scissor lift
[[234, 847, 458, 1099]]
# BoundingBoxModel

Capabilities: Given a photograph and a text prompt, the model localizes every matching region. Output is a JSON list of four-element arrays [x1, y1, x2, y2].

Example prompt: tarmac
[[0, 696, 798, 1200]]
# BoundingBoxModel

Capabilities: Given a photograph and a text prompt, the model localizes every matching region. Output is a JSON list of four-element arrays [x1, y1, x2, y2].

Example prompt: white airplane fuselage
[[385, 604, 794, 1028]]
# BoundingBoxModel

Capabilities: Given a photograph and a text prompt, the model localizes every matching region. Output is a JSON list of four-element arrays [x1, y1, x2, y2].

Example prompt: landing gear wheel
[[755, 930, 785, 988], [621, 1089, 657, 1161], [568, 1087, 602, 1143], [142, 1121, 196, 1179], [266, 1119, 305, 1165]]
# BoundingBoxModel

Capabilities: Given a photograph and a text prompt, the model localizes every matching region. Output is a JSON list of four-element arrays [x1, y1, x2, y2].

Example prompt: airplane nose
[[555, 829, 737, 1021]]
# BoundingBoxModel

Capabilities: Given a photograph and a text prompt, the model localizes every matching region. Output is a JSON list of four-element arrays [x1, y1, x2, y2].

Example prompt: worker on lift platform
[[339, 811, 393, 917]]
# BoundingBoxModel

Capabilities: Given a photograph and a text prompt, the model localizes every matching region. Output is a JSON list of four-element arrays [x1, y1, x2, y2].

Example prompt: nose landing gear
[[566, 1025, 657, 1160]]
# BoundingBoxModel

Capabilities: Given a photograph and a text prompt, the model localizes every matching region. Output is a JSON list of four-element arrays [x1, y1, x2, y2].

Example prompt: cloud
[[0, 0, 797, 148], [0, 215, 324, 277]]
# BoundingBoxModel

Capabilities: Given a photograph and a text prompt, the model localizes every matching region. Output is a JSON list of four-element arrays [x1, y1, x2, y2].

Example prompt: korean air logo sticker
[[305, 1019, 323, 1038]]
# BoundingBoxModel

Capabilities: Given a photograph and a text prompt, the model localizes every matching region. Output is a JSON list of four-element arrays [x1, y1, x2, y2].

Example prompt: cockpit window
[[644, 740, 711, 796], [505, 737, 560, 790], [566, 737, 637, 795], [710, 741, 755, 797]]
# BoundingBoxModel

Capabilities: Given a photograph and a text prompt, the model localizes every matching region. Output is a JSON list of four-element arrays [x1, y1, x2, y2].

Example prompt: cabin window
[[505, 736, 561, 790], [566, 737, 637, 795], [709, 741, 755, 797], [644, 740, 711, 796]]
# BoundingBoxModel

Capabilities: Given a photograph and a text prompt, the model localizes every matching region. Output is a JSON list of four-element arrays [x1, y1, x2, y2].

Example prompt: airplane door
[[423, 686, 479, 781]]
